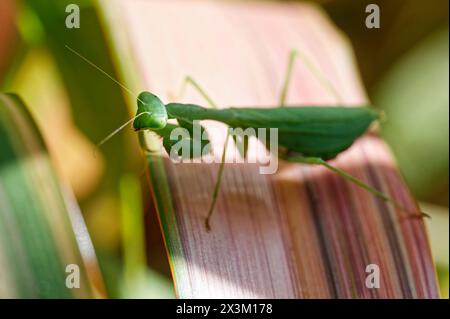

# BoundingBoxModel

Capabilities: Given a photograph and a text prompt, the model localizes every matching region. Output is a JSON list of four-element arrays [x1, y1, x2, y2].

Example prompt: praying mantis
[[66, 46, 425, 230]]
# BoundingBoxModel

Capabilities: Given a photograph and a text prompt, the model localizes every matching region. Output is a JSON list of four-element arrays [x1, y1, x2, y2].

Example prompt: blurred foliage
[[423, 202, 449, 297], [0, 0, 23, 89], [374, 28, 449, 205], [12, 48, 104, 200], [22, 0, 138, 189], [12, 0, 157, 297], [15, 0, 174, 298], [323, 0, 449, 88], [0, 93, 103, 298]]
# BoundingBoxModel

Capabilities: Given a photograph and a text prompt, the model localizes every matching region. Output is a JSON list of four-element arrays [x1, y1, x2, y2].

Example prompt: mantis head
[[133, 91, 168, 131]]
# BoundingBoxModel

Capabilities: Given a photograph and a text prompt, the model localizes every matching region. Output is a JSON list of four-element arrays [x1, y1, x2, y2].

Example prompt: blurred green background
[[0, 0, 448, 298]]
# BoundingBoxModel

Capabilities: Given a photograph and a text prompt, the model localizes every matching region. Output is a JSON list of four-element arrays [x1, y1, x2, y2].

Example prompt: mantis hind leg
[[286, 155, 428, 218], [178, 75, 227, 230]]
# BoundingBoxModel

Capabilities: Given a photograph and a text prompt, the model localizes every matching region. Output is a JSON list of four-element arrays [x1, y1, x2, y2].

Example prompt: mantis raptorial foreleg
[[138, 131, 151, 153], [177, 75, 228, 230]]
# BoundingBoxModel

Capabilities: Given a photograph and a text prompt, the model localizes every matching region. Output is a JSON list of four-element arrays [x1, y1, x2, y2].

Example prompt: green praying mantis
[[66, 46, 425, 230]]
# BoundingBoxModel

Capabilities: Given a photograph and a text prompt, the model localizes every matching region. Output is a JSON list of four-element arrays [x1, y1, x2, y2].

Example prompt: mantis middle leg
[[178, 75, 229, 230]]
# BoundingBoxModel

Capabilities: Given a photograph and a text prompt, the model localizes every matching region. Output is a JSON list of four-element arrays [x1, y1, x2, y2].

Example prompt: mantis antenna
[[65, 45, 144, 104], [65, 44, 153, 150], [96, 111, 152, 148]]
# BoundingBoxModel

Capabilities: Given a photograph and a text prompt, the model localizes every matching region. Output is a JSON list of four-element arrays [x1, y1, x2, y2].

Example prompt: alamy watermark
[[168, 121, 279, 174], [65, 4, 80, 29], [365, 4, 380, 29], [365, 264, 381, 289], [65, 264, 80, 289]]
